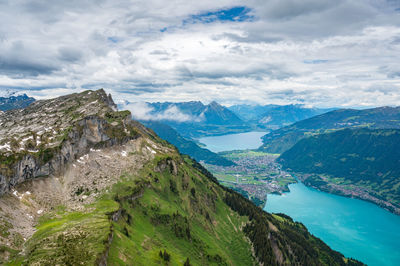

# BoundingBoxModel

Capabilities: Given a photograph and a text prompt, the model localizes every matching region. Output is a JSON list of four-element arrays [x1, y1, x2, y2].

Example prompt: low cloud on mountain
[[122, 101, 204, 122]]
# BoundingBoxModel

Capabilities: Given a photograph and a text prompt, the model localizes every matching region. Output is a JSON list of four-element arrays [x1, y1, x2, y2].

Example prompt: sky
[[0, 0, 400, 108]]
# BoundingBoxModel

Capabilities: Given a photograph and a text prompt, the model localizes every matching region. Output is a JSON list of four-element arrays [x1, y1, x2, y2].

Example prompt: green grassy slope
[[260, 106, 400, 154], [8, 151, 363, 265]]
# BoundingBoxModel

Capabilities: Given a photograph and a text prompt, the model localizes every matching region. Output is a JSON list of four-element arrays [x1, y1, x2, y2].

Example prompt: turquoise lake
[[200, 131, 400, 266], [198, 131, 266, 152], [265, 182, 400, 266]]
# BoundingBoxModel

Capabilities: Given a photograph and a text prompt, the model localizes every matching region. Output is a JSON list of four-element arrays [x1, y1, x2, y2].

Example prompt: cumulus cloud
[[122, 101, 204, 122], [0, 0, 399, 107]]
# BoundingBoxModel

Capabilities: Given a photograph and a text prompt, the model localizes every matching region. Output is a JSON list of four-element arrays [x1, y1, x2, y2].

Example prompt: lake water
[[265, 182, 400, 266], [198, 131, 266, 152]]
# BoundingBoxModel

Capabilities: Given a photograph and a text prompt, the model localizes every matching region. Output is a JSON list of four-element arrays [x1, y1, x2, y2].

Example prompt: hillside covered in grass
[[278, 128, 400, 214], [260, 106, 400, 154], [0, 90, 362, 265]]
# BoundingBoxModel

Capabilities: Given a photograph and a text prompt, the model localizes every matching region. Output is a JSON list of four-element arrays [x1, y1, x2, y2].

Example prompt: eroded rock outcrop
[[0, 89, 139, 195]]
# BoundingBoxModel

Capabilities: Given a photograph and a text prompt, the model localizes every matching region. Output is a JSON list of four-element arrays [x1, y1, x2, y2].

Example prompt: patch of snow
[[0, 143, 11, 151], [79, 154, 89, 161], [147, 147, 156, 154], [25, 191, 31, 195], [37, 209, 43, 214], [21, 136, 33, 143]]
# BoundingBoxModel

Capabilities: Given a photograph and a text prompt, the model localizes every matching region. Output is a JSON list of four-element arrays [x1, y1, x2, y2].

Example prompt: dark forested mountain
[[143, 120, 235, 166], [278, 128, 400, 213], [260, 106, 400, 154], [0, 94, 35, 111], [0, 90, 362, 265], [133, 101, 250, 138], [229, 104, 333, 129]]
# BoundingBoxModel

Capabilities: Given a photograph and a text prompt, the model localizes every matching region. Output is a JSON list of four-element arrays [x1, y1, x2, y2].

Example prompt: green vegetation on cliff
[[7, 153, 362, 265], [278, 128, 400, 210]]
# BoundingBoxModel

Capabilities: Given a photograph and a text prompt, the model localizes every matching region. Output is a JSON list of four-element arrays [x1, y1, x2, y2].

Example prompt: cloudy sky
[[0, 0, 400, 107]]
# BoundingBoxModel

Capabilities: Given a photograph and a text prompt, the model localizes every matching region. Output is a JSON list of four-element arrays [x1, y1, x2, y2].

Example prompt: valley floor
[[202, 150, 296, 206]]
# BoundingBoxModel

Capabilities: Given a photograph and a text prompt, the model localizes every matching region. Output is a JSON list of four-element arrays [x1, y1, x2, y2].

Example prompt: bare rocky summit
[[0, 89, 145, 195]]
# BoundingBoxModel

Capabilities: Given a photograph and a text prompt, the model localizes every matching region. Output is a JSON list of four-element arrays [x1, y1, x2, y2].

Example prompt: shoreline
[[293, 173, 400, 216]]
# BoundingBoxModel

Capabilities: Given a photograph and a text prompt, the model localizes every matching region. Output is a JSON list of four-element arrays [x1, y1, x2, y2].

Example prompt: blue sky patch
[[184, 6, 254, 25], [107, 37, 119, 43]]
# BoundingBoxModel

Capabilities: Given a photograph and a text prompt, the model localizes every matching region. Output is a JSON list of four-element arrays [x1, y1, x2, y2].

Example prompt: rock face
[[0, 89, 138, 195]]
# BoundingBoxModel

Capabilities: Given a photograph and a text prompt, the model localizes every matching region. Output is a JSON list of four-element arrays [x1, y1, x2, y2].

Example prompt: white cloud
[[0, 0, 399, 107], [122, 101, 204, 122]]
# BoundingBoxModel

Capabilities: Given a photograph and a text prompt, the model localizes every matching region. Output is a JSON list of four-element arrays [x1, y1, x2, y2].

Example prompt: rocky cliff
[[0, 89, 141, 195]]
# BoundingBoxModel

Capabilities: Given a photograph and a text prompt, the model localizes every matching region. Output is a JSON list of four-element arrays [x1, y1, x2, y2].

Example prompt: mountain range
[[125, 101, 336, 140], [0, 94, 35, 112], [0, 90, 361, 265], [128, 101, 249, 138], [229, 104, 334, 130]]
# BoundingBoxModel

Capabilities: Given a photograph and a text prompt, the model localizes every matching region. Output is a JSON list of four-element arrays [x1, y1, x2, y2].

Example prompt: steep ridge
[[277, 128, 400, 214], [0, 90, 362, 265], [0, 89, 141, 195], [260, 106, 400, 154]]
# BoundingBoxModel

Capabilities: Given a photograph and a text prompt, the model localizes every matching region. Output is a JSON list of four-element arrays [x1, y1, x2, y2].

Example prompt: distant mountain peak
[[0, 93, 35, 111]]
